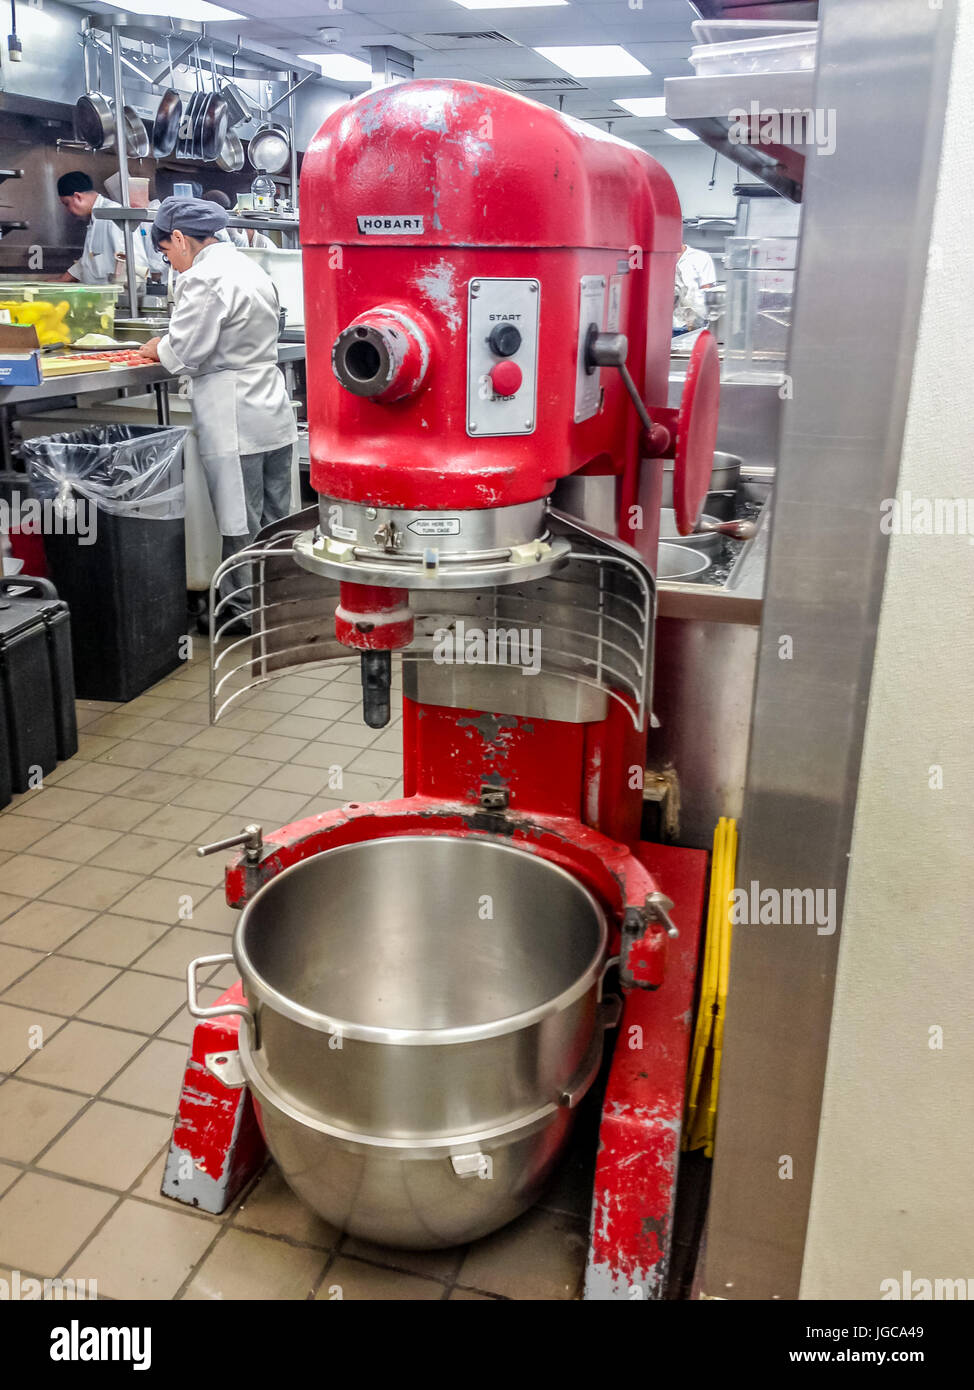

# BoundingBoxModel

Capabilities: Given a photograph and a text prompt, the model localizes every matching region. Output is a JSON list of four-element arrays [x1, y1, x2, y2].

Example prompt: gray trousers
[[219, 445, 294, 621]]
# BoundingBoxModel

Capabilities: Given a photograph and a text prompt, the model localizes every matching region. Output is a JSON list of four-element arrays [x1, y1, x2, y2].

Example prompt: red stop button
[[489, 360, 522, 397]]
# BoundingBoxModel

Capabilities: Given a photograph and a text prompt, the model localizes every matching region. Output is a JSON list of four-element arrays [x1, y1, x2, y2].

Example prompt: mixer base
[[163, 840, 706, 1293]]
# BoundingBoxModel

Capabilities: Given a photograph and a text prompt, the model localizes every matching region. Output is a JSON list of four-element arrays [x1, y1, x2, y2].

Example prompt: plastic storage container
[[0, 283, 122, 346], [689, 31, 817, 76], [0, 575, 77, 806], [722, 235, 797, 382], [21, 424, 188, 702]]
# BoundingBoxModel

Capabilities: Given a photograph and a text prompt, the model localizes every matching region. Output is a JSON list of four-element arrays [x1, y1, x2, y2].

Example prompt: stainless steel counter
[[649, 493, 771, 849], [0, 361, 171, 408], [0, 340, 306, 408], [0, 340, 306, 470]]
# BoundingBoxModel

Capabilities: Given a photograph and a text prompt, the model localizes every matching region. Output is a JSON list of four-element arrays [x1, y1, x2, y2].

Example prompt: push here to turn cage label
[[407, 518, 461, 535]]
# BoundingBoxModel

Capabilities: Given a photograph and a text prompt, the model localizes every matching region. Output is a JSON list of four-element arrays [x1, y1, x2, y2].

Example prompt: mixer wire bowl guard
[[209, 507, 656, 733]]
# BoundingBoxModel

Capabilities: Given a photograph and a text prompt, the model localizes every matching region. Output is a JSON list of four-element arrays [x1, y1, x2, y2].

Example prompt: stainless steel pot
[[188, 835, 613, 1248], [657, 542, 711, 581], [219, 81, 252, 129], [248, 123, 291, 174], [660, 508, 723, 556], [152, 88, 183, 159], [216, 130, 245, 173], [661, 451, 742, 510], [74, 92, 115, 150], [120, 104, 149, 159]]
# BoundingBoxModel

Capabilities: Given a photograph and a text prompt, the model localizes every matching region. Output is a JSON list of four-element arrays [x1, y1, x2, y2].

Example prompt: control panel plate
[[466, 277, 540, 437]]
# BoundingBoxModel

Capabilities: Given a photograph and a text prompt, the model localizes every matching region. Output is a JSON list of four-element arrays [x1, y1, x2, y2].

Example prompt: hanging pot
[[199, 91, 230, 162], [74, 44, 115, 150], [220, 81, 252, 129], [248, 123, 290, 174], [216, 129, 245, 173], [120, 104, 150, 159], [152, 88, 183, 159], [74, 92, 115, 150], [175, 91, 202, 160]]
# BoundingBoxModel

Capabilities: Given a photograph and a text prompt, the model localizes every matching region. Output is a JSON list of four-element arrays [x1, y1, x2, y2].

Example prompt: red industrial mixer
[[167, 79, 717, 1300]]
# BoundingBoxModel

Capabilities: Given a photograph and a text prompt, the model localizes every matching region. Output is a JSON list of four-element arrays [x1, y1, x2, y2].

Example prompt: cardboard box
[[0, 323, 42, 386]]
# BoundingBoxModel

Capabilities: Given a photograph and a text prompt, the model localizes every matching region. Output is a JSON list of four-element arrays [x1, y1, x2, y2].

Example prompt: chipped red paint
[[404, 698, 584, 819], [166, 982, 265, 1206], [586, 841, 708, 1299], [300, 78, 681, 515]]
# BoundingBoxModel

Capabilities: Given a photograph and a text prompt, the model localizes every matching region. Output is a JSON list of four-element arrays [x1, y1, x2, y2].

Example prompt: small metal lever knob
[[646, 890, 679, 939], [197, 824, 263, 864]]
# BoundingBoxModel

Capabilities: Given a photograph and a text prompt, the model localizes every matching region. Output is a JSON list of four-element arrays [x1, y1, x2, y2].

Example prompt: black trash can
[[21, 424, 188, 703]]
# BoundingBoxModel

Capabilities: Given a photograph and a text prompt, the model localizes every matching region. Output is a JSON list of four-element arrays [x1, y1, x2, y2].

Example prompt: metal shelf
[[92, 207, 299, 233], [664, 69, 817, 203], [84, 14, 323, 82]]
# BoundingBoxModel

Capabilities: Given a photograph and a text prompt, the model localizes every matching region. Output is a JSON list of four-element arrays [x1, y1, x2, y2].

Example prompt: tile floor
[[0, 647, 593, 1300]]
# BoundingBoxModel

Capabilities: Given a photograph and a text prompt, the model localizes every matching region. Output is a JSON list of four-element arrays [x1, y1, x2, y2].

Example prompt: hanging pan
[[152, 40, 183, 158], [198, 47, 229, 162], [248, 123, 290, 174], [120, 104, 150, 159], [74, 46, 114, 149], [216, 129, 245, 173]]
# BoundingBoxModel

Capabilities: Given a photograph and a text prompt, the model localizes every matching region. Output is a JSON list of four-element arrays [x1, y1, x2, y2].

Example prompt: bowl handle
[[558, 995, 623, 1110], [186, 954, 254, 1039]]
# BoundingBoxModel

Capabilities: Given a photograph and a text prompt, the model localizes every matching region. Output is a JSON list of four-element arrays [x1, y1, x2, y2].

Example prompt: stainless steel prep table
[[0, 341, 306, 471]]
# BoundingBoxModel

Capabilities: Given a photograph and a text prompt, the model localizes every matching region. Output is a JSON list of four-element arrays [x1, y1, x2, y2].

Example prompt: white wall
[[800, 0, 974, 1300], [649, 143, 738, 220]]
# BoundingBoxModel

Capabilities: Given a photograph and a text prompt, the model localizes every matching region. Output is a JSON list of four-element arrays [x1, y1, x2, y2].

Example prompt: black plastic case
[[0, 575, 78, 805]]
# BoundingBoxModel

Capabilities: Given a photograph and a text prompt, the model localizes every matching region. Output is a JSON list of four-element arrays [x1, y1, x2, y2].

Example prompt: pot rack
[[80, 13, 322, 316]]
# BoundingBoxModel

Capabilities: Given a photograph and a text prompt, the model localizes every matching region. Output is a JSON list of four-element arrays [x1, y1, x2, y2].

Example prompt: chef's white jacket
[[156, 241, 297, 536], [674, 245, 717, 330], [68, 195, 148, 284], [215, 228, 275, 250], [229, 228, 275, 250], [139, 200, 168, 280]]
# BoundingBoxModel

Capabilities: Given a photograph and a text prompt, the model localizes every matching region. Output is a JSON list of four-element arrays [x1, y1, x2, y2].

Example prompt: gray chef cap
[[151, 195, 229, 249]]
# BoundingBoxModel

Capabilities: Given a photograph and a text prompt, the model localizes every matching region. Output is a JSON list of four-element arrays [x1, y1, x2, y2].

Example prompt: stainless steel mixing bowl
[[226, 834, 612, 1247]]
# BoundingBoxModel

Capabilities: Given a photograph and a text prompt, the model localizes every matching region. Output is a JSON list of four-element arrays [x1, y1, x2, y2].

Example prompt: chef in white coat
[[674, 243, 717, 332], [203, 189, 275, 249], [56, 170, 148, 284], [135, 196, 297, 633], [104, 172, 167, 282]]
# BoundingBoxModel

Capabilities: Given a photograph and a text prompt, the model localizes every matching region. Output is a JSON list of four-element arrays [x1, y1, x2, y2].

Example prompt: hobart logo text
[[433, 620, 542, 676], [50, 1320, 151, 1371], [730, 881, 837, 936], [357, 214, 424, 234]]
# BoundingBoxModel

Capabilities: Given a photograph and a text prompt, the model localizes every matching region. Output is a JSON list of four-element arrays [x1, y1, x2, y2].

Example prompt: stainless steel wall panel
[[701, 0, 959, 1300]]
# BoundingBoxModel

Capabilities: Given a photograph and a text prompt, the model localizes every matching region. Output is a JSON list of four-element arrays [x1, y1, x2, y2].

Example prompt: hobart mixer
[[166, 79, 717, 1299]]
